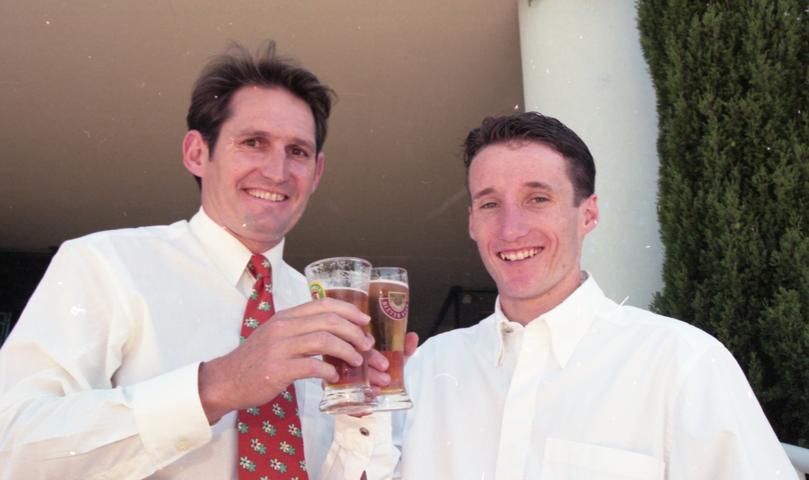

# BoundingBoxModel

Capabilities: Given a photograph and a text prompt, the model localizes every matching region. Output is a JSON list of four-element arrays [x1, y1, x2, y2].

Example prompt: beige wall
[[519, 0, 663, 308]]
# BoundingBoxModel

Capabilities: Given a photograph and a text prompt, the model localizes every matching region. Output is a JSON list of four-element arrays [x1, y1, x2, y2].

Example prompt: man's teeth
[[499, 248, 540, 262], [247, 189, 286, 201]]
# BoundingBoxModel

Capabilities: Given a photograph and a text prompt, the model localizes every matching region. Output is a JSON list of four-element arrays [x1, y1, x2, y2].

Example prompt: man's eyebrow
[[471, 187, 496, 200], [472, 181, 555, 200], [525, 181, 554, 191], [232, 128, 267, 138], [290, 136, 316, 151]]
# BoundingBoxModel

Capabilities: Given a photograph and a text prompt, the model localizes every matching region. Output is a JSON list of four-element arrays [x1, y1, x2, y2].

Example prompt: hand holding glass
[[305, 257, 376, 415]]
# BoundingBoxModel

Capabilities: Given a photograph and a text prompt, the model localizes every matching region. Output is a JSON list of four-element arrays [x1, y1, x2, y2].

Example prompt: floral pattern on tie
[[237, 254, 308, 479]]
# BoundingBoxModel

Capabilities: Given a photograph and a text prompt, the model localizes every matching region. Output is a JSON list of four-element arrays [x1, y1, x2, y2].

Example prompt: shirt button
[[502, 325, 513, 333], [175, 439, 191, 451], [359, 427, 370, 436]]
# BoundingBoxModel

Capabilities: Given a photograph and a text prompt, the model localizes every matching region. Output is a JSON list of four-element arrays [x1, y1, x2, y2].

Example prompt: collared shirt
[[0, 209, 394, 480], [393, 275, 795, 479]]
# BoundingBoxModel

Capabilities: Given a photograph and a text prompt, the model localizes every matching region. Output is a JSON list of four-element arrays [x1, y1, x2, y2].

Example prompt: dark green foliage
[[637, 0, 809, 445]]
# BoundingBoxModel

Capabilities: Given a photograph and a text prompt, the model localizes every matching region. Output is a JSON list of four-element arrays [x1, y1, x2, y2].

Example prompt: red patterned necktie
[[237, 254, 308, 479]]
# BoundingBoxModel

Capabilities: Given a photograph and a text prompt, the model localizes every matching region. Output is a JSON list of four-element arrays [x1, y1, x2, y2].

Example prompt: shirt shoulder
[[599, 305, 734, 384], [58, 220, 201, 263], [423, 315, 495, 347], [410, 315, 497, 368], [47, 221, 211, 295], [66, 220, 192, 249], [607, 305, 722, 352]]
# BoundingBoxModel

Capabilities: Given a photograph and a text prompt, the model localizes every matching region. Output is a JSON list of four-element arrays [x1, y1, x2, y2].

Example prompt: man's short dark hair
[[186, 41, 335, 186], [462, 112, 596, 205]]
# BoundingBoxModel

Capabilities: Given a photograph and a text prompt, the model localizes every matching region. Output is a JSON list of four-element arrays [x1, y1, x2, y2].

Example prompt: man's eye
[[480, 201, 498, 209], [290, 146, 309, 157], [530, 196, 549, 204], [243, 138, 262, 148]]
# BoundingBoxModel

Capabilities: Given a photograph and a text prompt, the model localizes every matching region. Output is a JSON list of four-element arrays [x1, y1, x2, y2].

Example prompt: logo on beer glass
[[309, 281, 326, 300], [380, 292, 408, 320]]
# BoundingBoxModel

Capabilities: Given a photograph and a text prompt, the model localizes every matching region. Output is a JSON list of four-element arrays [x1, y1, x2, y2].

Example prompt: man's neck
[[499, 271, 586, 325], [199, 205, 283, 255]]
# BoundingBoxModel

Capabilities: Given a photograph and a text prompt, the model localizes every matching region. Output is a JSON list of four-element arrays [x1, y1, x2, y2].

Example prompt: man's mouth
[[498, 247, 542, 262], [245, 188, 287, 202]]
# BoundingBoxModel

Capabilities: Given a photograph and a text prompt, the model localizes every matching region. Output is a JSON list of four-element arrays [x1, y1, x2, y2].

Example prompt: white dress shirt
[[393, 275, 795, 479], [0, 209, 395, 480]]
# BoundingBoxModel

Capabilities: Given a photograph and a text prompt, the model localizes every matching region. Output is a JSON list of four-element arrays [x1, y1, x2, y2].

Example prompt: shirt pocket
[[540, 438, 665, 480]]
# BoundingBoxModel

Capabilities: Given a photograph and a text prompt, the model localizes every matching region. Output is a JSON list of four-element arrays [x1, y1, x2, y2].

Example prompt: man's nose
[[259, 148, 288, 181], [499, 204, 530, 242]]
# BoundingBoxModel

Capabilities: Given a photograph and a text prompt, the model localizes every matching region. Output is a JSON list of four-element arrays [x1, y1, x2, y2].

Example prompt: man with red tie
[[0, 41, 407, 479]]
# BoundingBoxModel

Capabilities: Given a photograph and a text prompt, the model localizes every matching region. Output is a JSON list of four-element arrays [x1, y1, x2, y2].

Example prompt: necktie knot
[[248, 254, 271, 281]]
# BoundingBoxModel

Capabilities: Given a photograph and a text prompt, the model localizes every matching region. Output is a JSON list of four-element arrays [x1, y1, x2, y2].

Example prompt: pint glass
[[369, 267, 413, 411], [305, 257, 376, 415]]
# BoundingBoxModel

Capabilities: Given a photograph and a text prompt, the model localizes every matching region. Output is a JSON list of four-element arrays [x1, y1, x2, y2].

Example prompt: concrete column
[[519, 0, 663, 308]]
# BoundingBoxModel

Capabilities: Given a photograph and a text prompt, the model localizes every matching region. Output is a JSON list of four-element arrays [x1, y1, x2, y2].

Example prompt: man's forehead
[[224, 87, 316, 140], [480, 138, 553, 155], [468, 142, 567, 173], [467, 142, 572, 197]]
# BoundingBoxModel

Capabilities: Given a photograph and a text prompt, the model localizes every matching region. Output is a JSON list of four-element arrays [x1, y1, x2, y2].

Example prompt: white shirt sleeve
[[317, 413, 399, 480], [667, 343, 797, 480], [0, 241, 212, 479]]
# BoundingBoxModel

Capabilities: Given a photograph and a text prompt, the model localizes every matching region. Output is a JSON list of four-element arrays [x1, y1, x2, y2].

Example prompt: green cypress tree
[[637, 0, 809, 445]]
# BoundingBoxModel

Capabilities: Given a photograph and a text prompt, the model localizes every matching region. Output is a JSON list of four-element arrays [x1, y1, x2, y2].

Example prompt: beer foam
[[370, 279, 408, 289], [326, 286, 368, 295]]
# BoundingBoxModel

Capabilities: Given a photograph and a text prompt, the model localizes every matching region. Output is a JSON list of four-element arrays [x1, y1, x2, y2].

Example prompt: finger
[[275, 298, 371, 326], [368, 367, 391, 388], [293, 331, 366, 367], [267, 312, 374, 352], [404, 332, 419, 358], [366, 349, 390, 372], [286, 357, 340, 384]]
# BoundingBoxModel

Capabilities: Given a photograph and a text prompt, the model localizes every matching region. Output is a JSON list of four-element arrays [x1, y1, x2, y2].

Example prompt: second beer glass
[[369, 267, 413, 411], [305, 257, 376, 415]]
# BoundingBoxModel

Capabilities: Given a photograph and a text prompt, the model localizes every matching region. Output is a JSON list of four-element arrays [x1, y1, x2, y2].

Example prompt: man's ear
[[581, 194, 599, 234], [311, 151, 326, 193], [468, 206, 477, 242], [182, 130, 209, 178]]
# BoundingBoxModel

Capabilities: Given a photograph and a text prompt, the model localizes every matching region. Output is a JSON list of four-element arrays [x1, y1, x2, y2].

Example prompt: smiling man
[[0, 42, 398, 479], [391, 112, 795, 479]]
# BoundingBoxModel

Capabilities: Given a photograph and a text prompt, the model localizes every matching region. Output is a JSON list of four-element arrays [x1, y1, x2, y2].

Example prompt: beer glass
[[305, 257, 376, 415], [369, 267, 413, 411]]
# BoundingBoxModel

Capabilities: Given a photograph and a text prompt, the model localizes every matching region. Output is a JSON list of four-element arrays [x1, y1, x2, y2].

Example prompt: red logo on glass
[[380, 291, 408, 320]]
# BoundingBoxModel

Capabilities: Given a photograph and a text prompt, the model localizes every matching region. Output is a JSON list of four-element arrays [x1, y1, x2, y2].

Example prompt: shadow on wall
[[0, 250, 56, 345], [427, 286, 497, 337]]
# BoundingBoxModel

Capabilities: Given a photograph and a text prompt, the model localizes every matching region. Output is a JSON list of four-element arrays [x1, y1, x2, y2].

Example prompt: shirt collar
[[492, 273, 606, 368], [189, 207, 286, 287]]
